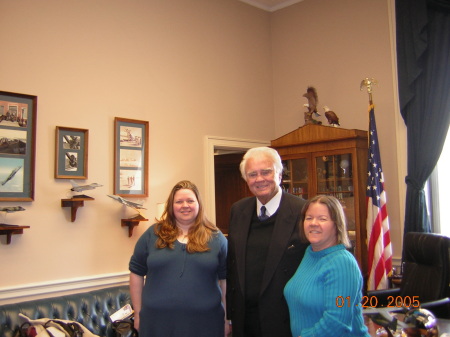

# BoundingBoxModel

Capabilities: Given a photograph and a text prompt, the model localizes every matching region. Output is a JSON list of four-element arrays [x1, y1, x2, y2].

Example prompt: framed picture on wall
[[55, 126, 89, 179], [0, 91, 37, 201], [114, 117, 148, 197]]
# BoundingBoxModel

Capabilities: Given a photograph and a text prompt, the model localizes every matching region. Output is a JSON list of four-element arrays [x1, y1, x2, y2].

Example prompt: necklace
[[177, 228, 189, 243], [176, 223, 190, 243], [178, 233, 188, 243]]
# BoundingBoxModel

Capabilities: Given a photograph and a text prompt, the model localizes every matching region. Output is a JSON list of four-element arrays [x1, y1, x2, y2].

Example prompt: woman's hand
[[129, 273, 144, 332], [224, 320, 232, 336], [133, 315, 140, 331]]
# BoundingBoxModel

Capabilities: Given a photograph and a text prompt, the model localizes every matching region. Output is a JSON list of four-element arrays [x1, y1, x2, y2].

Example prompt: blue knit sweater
[[284, 244, 370, 337]]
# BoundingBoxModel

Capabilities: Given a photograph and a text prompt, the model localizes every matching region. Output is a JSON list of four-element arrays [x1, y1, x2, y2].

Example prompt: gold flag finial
[[360, 78, 378, 104]]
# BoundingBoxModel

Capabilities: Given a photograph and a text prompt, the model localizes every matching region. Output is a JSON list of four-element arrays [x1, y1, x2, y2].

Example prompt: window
[[428, 129, 450, 236]]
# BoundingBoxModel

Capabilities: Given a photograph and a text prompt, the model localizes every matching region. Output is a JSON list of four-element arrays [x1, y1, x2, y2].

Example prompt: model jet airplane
[[70, 180, 103, 192], [0, 206, 25, 213], [363, 306, 409, 337], [1, 166, 22, 186], [108, 195, 147, 210]]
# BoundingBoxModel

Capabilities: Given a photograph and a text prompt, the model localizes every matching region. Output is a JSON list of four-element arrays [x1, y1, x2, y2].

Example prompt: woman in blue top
[[129, 180, 229, 337], [284, 195, 370, 337]]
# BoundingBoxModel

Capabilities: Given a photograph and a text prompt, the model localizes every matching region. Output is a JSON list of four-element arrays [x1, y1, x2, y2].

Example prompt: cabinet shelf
[[317, 177, 353, 182], [316, 190, 354, 194]]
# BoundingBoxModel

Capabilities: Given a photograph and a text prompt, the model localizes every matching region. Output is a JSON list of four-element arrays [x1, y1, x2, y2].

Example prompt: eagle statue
[[302, 86, 322, 125], [323, 106, 340, 127], [302, 86, 320, 117]]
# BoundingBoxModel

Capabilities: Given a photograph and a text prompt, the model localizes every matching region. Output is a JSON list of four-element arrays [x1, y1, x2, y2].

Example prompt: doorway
[[214, 152, 250, 233], [204, 136, 269, 233]]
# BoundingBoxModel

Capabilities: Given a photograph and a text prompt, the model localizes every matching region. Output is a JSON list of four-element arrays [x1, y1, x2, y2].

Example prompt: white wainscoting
[[0, 272, 130, 305]]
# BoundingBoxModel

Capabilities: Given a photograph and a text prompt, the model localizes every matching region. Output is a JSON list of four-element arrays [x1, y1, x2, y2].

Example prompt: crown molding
[[238, 0, 304, 12]]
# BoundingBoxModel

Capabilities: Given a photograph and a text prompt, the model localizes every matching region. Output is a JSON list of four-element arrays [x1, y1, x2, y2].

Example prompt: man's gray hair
[[239, 147, 283, 181]]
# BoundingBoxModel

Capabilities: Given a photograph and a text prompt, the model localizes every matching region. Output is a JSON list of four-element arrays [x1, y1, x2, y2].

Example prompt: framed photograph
[[55, 126, 89, 179], [114, 117, 148, 197], [0, 91, 37, 201]]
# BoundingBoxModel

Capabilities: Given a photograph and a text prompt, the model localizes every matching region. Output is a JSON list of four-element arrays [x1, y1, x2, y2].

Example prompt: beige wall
[[270, 0, 405, 264], [0, 0, 405, 303]]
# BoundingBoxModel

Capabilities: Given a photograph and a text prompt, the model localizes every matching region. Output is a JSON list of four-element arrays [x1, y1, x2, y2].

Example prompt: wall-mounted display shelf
[[61, 196, 94, 222], [121, 215, 148, 237], [0, 224, 30, 244]]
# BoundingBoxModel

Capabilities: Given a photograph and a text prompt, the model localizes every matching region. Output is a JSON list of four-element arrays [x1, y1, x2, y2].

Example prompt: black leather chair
[[367, 232, 450, 318]]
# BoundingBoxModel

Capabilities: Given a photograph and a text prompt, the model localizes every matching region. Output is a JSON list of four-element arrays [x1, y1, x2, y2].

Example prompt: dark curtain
[[396, 0, 450, 234]]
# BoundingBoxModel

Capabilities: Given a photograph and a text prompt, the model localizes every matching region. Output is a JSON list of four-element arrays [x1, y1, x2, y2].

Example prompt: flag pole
[[361, 78, 393, 290], [360, 77, 378, 147]]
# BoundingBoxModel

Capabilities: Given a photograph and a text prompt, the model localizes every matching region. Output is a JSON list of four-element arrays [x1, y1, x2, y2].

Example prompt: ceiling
[[238, 0, 304, 12]]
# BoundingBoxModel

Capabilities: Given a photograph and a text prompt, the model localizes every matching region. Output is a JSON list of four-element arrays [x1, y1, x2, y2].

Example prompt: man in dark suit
[[226, 147, 307, 337]]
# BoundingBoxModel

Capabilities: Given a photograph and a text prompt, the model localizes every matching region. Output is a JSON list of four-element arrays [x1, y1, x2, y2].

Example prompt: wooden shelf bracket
[[61, 196, 94, 222], [121, 215, 148, 237], [0, 224, 30, 245]]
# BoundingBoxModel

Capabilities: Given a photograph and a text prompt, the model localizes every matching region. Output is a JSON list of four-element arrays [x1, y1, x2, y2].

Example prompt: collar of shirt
[[256, 186, 282, 218]]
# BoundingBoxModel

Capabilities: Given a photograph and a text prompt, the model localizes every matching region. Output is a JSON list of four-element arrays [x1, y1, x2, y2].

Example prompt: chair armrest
[[421, 297, 450, 308], [367, 288, 400, 297], [420, 297, 450, 318], [366, 288, 401, 307]]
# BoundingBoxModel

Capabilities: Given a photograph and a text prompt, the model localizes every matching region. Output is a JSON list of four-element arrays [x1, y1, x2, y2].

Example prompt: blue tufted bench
[[0, 286, 131, 337]]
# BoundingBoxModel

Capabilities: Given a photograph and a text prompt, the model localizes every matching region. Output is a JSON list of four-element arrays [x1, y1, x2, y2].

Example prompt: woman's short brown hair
[[299, 194, 351, 248]]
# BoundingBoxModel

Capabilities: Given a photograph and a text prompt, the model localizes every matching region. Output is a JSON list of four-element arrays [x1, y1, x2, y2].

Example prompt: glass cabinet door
[[315, 154, 356, 250], [282, 159, 309, 199]]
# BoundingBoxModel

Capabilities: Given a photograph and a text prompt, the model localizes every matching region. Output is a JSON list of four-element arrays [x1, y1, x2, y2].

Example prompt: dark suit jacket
[[226, 191, 307, 337]]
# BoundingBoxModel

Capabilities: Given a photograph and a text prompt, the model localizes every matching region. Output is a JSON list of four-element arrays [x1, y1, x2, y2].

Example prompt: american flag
[[366, 105, 392, 290]]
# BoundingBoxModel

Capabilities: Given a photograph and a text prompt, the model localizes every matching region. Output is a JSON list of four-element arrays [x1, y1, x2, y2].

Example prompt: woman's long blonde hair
[[153, 180, 218, 253]]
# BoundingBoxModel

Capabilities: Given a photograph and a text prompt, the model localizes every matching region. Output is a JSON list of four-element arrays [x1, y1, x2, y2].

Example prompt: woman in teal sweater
[[284, 195, 370, 337]]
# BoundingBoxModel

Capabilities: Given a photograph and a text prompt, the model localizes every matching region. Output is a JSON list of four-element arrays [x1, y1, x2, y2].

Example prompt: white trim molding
[[0, 272, 130, 305]]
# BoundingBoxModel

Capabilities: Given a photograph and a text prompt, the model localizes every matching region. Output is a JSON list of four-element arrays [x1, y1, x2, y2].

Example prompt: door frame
[[204, 136, 269, 223]]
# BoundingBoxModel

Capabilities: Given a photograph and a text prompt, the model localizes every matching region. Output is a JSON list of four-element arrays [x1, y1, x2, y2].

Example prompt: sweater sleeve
[[301, 252, 364, 337], [217, 231, 228, 280], [129, 226, 153, 276]]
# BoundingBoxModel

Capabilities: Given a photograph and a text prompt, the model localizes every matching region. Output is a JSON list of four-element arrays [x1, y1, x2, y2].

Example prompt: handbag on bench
[[111, 319, 138, 337]]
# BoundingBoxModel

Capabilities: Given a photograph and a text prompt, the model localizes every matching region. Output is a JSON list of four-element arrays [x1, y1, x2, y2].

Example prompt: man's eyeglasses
[[246, 169, 274, 179]]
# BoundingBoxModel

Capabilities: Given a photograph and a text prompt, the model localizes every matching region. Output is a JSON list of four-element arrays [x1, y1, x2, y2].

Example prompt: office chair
[[367, 232, 450, 318]]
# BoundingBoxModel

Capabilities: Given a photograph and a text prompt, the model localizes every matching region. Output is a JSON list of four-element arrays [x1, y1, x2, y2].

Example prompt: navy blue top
[[129, 225, 227, 337]]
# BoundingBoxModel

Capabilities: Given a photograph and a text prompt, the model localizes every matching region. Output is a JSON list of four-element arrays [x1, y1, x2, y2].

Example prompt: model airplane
[[108, 195, 147, 210], [1, 166, 22, 186], [70, 180, 103, 192], [0, 206, 25, 213], [363, 306, 409, 336]]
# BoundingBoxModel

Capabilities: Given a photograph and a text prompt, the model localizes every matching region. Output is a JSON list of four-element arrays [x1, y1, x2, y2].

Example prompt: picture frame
[[0, 91, 37, 201], [114, 117, 148, 197], [55, 126, 89, 179]]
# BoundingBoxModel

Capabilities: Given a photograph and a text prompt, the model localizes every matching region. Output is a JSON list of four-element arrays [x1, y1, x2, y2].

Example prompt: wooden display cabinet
[[271, 124, 369, 276]]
